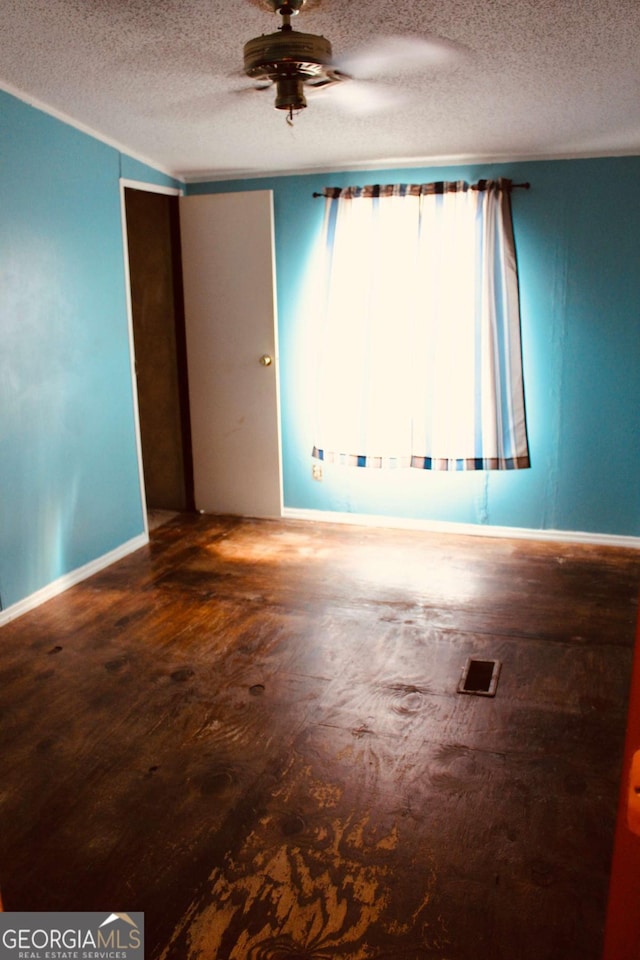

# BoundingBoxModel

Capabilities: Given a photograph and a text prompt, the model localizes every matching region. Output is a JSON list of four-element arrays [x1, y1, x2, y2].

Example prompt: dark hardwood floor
[[1, 514, 639, 959]]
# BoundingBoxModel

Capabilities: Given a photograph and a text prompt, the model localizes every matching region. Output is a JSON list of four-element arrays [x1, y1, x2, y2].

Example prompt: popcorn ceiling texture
[[1, 0, 639, 179]]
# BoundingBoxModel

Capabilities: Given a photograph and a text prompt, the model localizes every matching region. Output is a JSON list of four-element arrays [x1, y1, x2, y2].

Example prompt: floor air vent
[[458, 658, 501, 697]]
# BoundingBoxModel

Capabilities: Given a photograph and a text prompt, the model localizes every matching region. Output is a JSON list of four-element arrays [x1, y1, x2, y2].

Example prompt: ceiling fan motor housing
[[243, 29, 334, 110], [243, 30, 333, 81]]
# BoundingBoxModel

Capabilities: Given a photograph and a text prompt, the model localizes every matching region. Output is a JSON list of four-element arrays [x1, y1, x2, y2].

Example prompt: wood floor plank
[[0, 514, 638, 959]]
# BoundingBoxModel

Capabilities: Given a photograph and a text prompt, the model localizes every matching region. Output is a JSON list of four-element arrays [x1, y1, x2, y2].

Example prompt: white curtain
[[311, 180, 530, 470]]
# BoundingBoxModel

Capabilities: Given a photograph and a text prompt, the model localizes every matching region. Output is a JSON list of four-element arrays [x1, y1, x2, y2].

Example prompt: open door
[[179, 190, 282, 518], [603, 595, 640, 960], [123, 185, 282, 523]]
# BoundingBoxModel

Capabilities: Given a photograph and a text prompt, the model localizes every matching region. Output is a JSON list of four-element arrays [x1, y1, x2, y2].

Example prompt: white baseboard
[[0, 532, 149, 627], [282, 507, 640, 549], [2, 512, 637, 628]]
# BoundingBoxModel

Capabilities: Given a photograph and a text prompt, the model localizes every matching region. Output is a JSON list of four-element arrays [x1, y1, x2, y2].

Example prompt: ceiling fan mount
[[244, 0, 343, 116], [263, 0, 306, 14]]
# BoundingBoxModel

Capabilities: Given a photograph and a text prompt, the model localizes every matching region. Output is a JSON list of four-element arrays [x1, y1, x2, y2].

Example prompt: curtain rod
[[312, 181, 531, 198]]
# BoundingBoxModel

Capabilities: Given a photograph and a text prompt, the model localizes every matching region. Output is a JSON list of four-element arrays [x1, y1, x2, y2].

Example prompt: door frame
[[603, 594, 640, 959], [119, 178, 184, 537]]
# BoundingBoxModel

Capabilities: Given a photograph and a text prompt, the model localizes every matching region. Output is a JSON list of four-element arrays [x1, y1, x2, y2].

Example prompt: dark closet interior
[[124, 187, 194, 512]]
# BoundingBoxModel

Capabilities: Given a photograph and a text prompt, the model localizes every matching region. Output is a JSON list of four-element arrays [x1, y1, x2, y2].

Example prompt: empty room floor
[[1, 514, 639, 959]]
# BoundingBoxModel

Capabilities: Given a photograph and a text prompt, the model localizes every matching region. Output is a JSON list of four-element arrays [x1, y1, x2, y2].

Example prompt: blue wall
[[0, 89, 180, 610], [189, 157, 640, 538]]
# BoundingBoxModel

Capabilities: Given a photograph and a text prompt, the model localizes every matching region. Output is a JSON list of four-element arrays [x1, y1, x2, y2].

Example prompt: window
[[311, 179, 530, 471]]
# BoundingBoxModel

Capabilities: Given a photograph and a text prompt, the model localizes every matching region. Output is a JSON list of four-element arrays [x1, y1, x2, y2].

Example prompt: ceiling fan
[[243, 0, 464, 123]]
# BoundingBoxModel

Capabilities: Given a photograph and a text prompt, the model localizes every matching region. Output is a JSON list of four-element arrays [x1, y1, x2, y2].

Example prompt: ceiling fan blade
[[333, 33, 468, 80], [231, 81, 274, 94], [307, 79, 409, 116]]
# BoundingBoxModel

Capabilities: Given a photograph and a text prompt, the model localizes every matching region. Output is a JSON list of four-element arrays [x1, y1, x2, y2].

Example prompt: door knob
[[259, 354, 273, 366]]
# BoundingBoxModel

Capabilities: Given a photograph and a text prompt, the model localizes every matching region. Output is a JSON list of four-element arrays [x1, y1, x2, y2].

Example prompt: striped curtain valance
[[318, 179, 519, 200]]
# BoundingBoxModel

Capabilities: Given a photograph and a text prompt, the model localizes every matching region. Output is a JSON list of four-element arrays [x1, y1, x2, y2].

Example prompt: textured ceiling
[[2, 0, 640, 181]]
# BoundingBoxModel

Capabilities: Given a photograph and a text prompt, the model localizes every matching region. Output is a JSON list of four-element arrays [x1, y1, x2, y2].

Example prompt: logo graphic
[[0, 911, 144, 959], [99, 914, 139, 931]]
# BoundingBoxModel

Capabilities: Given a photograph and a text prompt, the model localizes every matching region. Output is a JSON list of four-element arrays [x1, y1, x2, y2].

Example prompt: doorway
[[122, 183, 282, 524], [123, 184, 194, 514]]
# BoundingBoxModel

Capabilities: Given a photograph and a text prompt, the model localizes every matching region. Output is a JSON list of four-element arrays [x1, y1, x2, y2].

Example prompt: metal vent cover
[[458, 658, 501, 697]]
